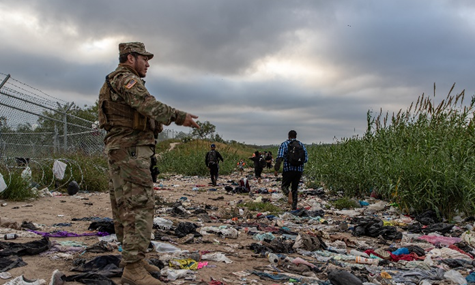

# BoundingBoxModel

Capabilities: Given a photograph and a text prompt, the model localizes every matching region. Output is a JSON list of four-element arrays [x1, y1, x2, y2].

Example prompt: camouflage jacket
[[99, 64, 187, 150]]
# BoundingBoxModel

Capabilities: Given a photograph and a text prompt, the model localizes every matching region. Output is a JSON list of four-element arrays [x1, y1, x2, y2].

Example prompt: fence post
[[54, 124, 58, 154], [63, 112, 67, 151], [58, 102, 74, 152], [0, 74, 10, 158]]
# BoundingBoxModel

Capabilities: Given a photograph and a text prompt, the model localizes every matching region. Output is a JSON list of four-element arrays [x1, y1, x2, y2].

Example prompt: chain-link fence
[[0, 73, 190, 193], [0, 73, 186, 159], [0, 73, 104, 158]]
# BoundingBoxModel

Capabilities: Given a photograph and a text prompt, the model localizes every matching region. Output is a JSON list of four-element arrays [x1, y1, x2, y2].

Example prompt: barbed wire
[[0, 73, 67, 106]]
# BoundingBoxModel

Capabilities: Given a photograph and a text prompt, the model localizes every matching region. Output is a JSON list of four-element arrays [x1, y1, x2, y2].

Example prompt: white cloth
[[4, 275, 46, 285], [52, 160, 67, 180]]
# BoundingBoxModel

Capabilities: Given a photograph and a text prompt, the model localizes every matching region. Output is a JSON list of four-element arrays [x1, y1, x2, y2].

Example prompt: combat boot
[[121, 261, 162, 285], [141, 259, 160, 273], [119, 259, 160, 274]]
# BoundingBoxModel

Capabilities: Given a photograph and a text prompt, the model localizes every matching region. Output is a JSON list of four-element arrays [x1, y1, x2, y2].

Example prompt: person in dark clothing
[[265, 151, 273, 169], [205, 143, 224, 186], [249, 150, 264, 184], [274, 130, 308, 210]]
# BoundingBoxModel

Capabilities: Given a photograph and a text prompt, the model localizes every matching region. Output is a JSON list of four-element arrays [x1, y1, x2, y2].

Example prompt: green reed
[[308, 84, 475, 218]]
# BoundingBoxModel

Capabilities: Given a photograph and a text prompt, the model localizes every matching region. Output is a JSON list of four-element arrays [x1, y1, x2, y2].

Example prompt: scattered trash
[[2, 173, 475, 284]]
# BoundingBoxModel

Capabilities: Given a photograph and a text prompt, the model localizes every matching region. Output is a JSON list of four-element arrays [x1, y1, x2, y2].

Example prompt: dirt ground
[[0, 169, 320, 285]]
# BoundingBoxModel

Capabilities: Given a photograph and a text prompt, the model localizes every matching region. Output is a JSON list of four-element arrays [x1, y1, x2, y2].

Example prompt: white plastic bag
[[201, 252, 233, 263], [153, 217, 173, 230], [160, 268, 195, 281], [53, 160, 67, 180], [0, 173, 7, 193], [271, 192, 284, 201], [21, 167, 32, 181], [220, 227, 239, 239], [444, 269, 466, 284], [151, 241, 181, 253]]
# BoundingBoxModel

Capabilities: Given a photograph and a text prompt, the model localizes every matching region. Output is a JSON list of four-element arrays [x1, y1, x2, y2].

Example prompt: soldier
[[98, 42, 199, 285]]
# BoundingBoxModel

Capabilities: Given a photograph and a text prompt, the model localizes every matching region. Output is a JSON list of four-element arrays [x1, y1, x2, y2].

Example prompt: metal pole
[[58, 102, 74, 151], [54, 124, 58, 154]]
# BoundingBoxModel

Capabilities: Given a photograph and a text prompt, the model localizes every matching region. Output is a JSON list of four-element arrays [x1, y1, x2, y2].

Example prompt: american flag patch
[[125, 79, 137, 89]]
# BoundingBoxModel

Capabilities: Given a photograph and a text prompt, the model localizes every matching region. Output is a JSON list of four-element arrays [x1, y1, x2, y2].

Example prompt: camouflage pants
[[107, 145, 155, 264]]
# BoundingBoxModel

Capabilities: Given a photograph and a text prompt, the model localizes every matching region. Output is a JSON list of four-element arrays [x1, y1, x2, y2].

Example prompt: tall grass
[[157, 140, 267, 176], [0, 166, 33, 201], [308, 84, 475, 218]]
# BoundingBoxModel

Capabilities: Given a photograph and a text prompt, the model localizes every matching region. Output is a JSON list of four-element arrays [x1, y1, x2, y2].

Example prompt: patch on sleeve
[[125, 79, 137, 89]]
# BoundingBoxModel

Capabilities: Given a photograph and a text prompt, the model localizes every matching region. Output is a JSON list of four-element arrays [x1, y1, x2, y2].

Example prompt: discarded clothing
[[28, 230, 110, 238], [0, 257, 27, 272], [0, 237, 51, 257], [88, 221, 115, 234]]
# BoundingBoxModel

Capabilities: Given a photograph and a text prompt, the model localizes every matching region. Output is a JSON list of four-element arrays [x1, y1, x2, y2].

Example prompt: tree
[[212, 133, 225, 143], [0, 116, 12, 132], [191, 120, 216, 139], [175, 131, 190, 139]]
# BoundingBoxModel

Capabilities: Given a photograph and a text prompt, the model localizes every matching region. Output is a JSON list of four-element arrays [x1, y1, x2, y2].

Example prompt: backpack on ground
[[258, 155, 267, 168], [287, 140, 305, 166], [208, 150, 218, 165]]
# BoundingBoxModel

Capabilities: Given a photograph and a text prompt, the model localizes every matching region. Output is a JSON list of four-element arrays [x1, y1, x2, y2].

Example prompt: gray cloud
[[0, 0, 474, 144]]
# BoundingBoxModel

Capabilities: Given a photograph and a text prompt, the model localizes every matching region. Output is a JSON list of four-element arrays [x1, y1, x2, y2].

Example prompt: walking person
[[274, 130, 308, 210], [237, 159, 246, 176], [249, 151, 265, 183], [205, 143, 224, 186], [98, 42, 199, 285], [265, 151, 273, 169]]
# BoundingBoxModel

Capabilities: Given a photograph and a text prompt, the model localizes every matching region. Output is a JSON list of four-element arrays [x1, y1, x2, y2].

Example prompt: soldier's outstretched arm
[[182, 113, 200, 128]]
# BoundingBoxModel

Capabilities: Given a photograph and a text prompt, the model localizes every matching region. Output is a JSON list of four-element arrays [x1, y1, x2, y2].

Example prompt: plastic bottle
[[355, 256, 379, 265], [266, 252, 280, 266], [4, 234, 18, 240]]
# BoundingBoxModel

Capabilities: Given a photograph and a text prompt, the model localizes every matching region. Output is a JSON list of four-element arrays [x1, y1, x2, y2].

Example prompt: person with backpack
[[274, 130, 308, 210], [249, 150, 266, 183], [265, 151, 273, 169], [205, 143, 224, 186]]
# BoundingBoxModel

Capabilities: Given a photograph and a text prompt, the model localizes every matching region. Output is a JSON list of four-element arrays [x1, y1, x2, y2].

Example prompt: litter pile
[[1, 170, 475, 285]]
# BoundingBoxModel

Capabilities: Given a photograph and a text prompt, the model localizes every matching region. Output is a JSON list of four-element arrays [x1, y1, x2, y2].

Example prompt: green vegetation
[[238, 201, 284, 215], [307, 84, 475, 218], [157, 139, 274, 176], [331, 197, 360, 210], [0, 154, 109, 200], [0, 167, 32, 201]]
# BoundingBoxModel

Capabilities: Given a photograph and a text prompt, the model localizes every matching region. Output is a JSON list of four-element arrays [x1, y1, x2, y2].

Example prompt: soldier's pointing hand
[[183, 113, 200, 129]]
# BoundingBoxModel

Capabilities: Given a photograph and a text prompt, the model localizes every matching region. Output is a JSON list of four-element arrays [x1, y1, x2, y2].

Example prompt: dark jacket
[[205, 150, 224, 167]]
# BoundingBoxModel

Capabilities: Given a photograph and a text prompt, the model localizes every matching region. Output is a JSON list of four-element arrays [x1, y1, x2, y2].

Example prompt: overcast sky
[[1, 0, 474, 145]]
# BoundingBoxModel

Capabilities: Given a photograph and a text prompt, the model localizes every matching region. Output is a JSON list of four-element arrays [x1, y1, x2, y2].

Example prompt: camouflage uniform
[[98, 42, 188, 264]]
